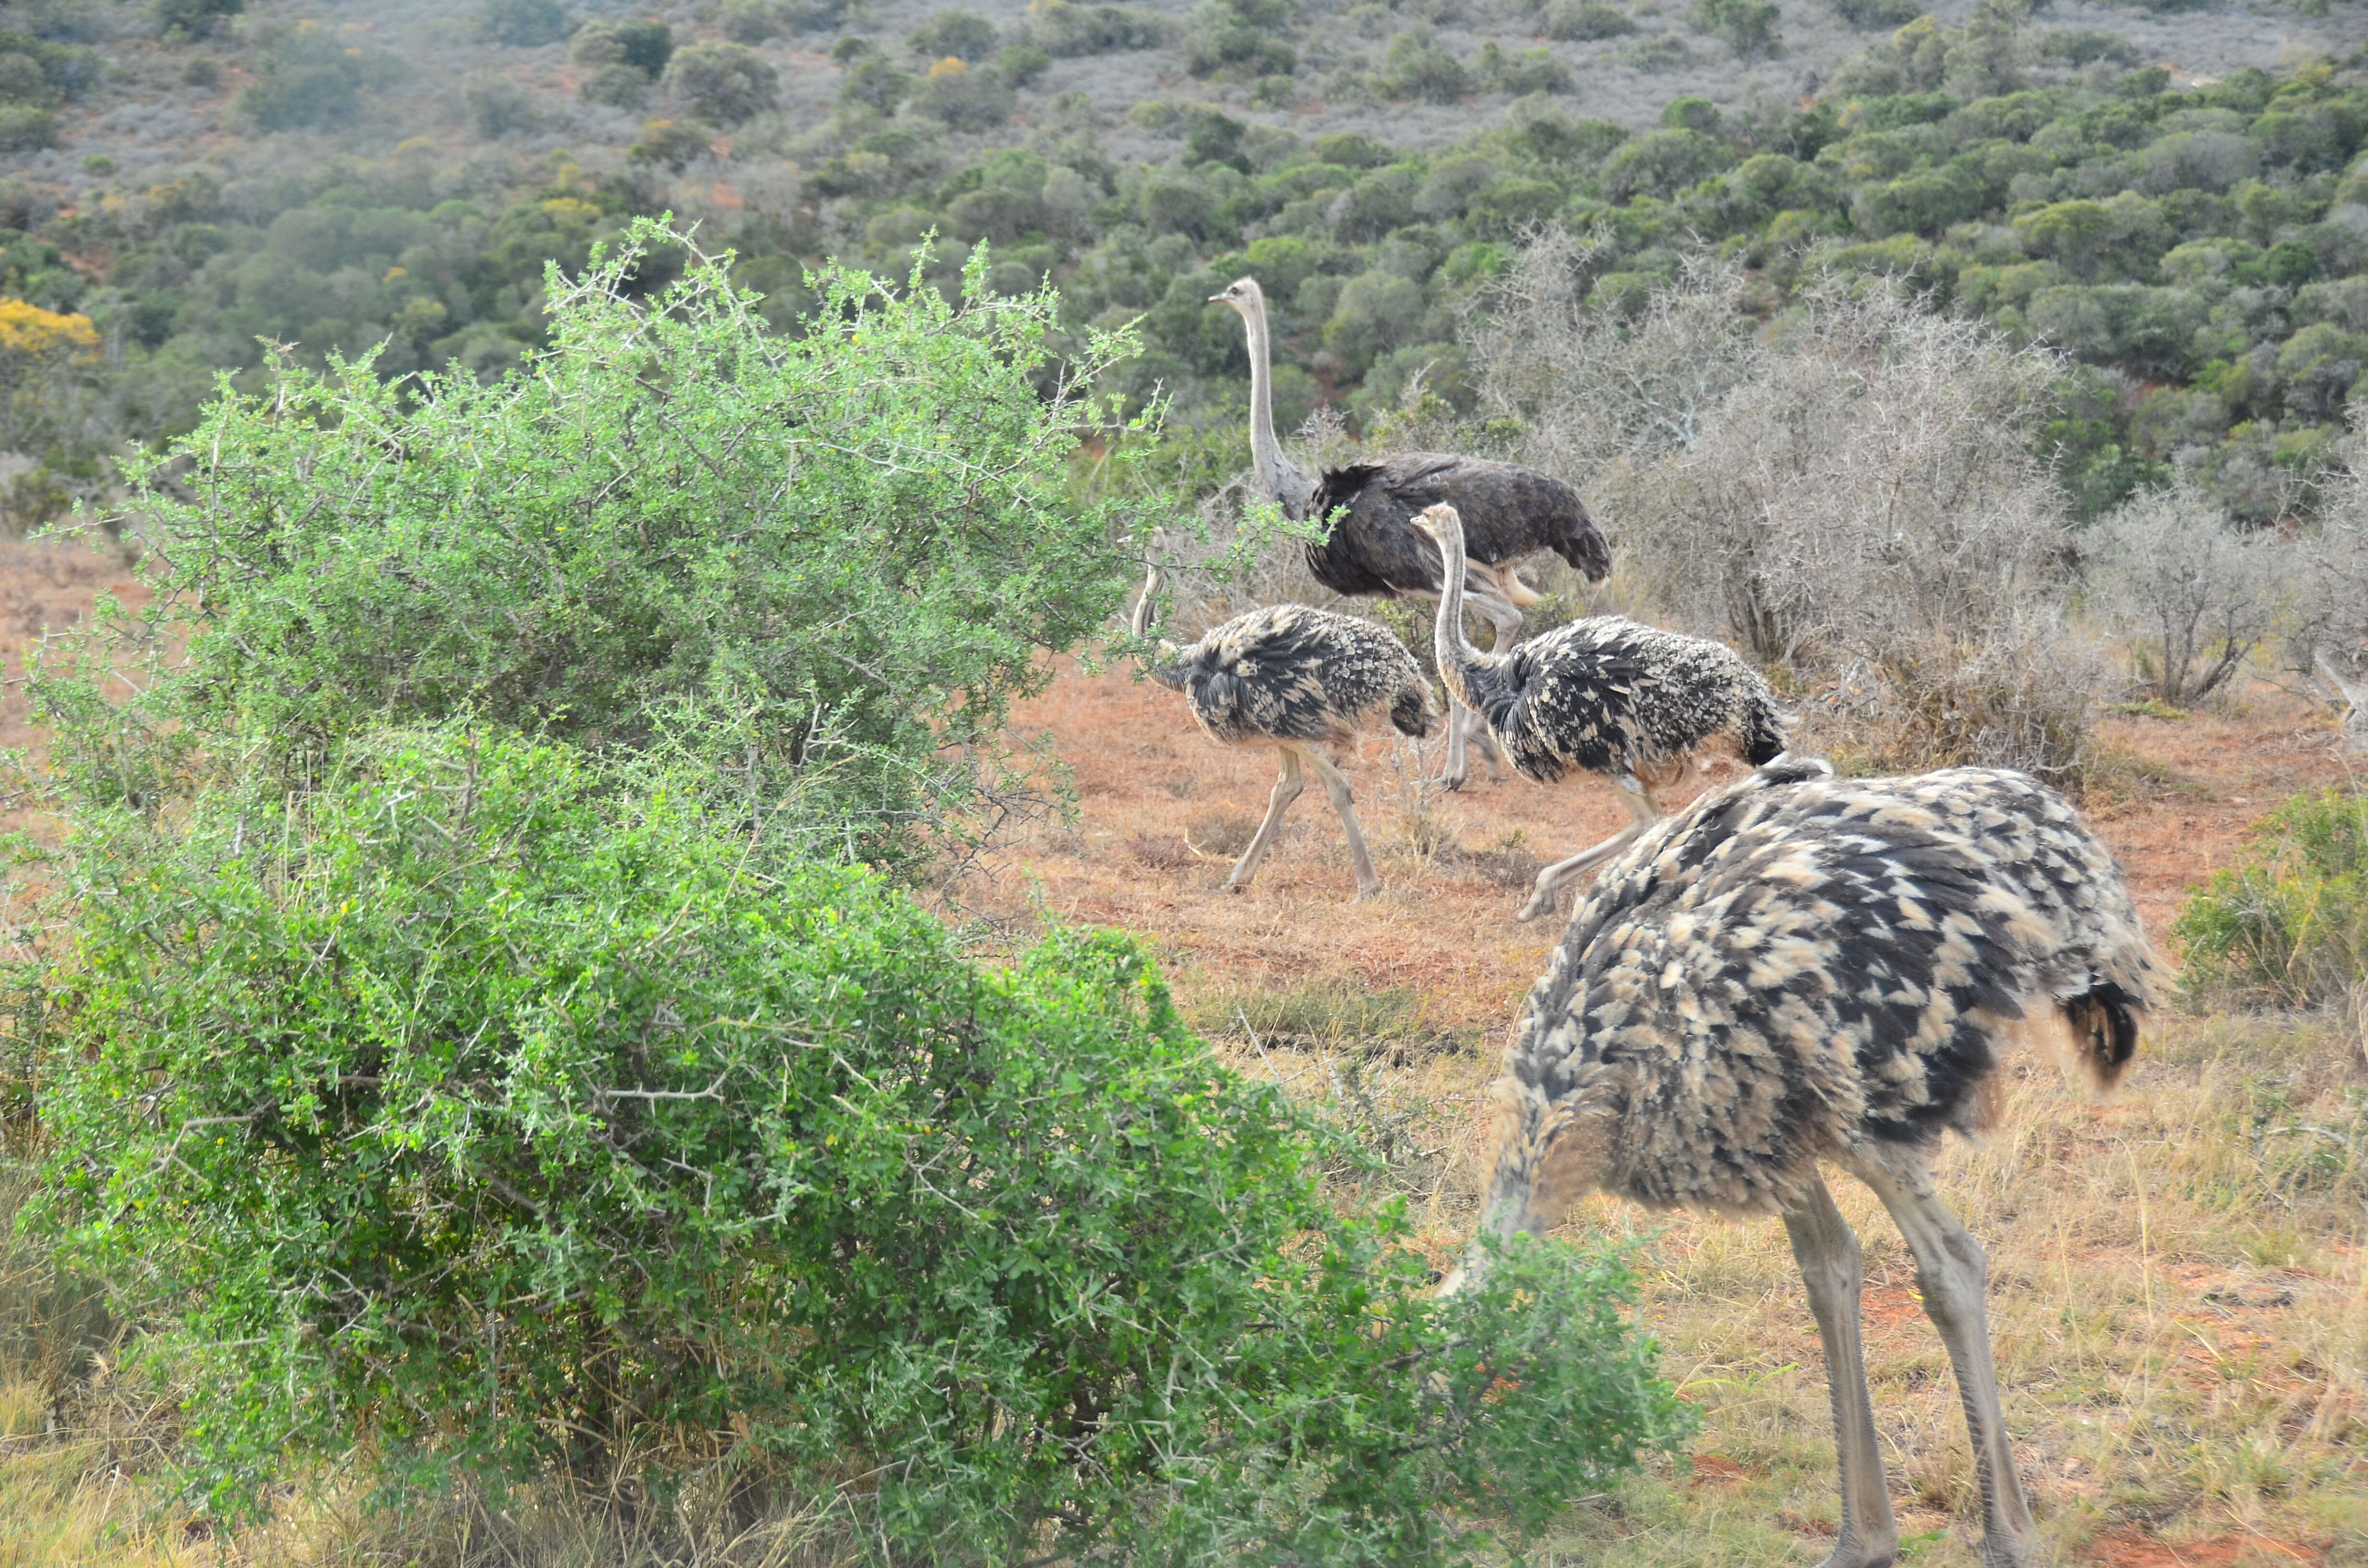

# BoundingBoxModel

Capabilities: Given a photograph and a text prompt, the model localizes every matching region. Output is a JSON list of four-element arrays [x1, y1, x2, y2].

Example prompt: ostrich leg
[[1849, 1152, 2035, 1568], [1782, 1175, 1902, 1568], [1224, 746, 1304, 894], [1516, 779, 1659, 923], [1301, 747, 1382, 899]]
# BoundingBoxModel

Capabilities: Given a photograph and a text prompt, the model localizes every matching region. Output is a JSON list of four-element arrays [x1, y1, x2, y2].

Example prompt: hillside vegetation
[[1, 0, 2366, 529]]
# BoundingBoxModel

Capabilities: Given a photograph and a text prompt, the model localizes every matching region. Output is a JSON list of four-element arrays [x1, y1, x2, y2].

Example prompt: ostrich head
[[1208, 276, 1266, 316]]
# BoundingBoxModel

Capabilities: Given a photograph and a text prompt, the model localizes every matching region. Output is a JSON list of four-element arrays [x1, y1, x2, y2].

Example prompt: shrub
[[150, 0, 241, 38], [1542, 0, 1635, 40], [1479, 42, 1571, 97], [2086, 478, 2292, 706], [568, 17, 672, 76], [1027, 0, 1164, 56], [234, 21, 404, 131], [662, 38, 778, 124], [717, 0, 782, 43], [475, 0, 569, 47], [1473, 237, 2098, 783], [578, 62, 646, 108], [906, 7, 997, 62], [1825, 0, 1922, 26], [33, 725, 1690, 1548], [41, 223, 1159, 871], [2175, 788, 2368, 1007], [1693, 0, 1779, 58], [1383, 25, 1468, 104], [0, 104, 54, 150], [910, 58, 1014, 130], [462, 68, 538, 138], [626, 115, 707, 168]]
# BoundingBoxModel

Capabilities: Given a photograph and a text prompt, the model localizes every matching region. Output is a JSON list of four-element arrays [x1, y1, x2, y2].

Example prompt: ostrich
[[1151, 603, 1436, 900], [1415, 502, 1788, 922], [1206, 276, 1613, 789], [1446, 756, 2161, 1568]]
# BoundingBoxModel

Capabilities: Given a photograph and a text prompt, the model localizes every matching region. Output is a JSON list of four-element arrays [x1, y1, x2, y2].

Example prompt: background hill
[[1, 0, 2366, 530]]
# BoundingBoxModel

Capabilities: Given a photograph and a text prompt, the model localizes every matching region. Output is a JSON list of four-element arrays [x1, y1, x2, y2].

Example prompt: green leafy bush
[[45, 221, 1157, 871], [661, 38, 778, 124], [2175, 789, 2368, 1009], [234, 20, 404, 130], [1692, 0, 1779, 57], [34, 725, 1689, 1552], [906, 7, 997, 62], [568, 16, 672, 76], [476, 0, 569, 47]]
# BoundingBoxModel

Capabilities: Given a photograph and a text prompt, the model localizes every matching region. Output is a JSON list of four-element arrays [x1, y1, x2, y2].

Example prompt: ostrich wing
[[1307, 454, 1610, 599]]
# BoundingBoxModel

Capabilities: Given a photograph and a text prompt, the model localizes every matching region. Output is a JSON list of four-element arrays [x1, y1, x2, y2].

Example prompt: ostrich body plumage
[[1154, 604, 1433, 748], [1152, 605, 1435, 900], [1441, 613, 1788, 792], [1496, 758, 2159, 1220], [1459, 756, 2159, 1568], [1301, 453, 1611, 599]]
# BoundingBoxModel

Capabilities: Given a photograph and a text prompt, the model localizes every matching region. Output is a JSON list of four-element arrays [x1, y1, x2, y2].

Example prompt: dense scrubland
[[0, 0, 2365, 526], [0, 0, 2365, 1563]]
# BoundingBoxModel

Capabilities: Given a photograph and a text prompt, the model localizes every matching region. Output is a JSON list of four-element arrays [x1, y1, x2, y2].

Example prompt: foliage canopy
[[49, 220, 1158, 869]]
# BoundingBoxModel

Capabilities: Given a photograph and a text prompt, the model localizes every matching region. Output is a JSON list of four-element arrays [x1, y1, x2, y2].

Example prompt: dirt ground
[[974, 654, 2363, 1035]]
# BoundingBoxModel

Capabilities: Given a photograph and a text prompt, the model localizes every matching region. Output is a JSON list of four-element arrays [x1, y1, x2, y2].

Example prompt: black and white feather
[[1495, 758, 2161, 1220], [1153, 604, 1434, 747], [1151, 605, 1435, 900], [1300, 453, 1610, 598], [1417, 502, 1788, 918], [1444, 614, 1788, 789], [1455, 757, 2159, 1568]]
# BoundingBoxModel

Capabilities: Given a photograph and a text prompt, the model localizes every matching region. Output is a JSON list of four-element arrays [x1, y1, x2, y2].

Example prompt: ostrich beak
[[1208, 292, 1228, 303]]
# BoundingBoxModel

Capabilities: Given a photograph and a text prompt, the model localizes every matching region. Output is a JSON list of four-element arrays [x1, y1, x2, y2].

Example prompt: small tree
[[2087, 479, 2292, 706], [1693, 0, 1779, 57], [41, 221, 1160, 871], [477, 0, 569, 45], [662, 38, 779, 123]]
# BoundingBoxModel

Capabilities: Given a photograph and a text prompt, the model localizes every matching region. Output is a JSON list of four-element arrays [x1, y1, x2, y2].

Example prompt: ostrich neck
[[1241, 299, 1305, 512], [1430, 516, 1492, 710]]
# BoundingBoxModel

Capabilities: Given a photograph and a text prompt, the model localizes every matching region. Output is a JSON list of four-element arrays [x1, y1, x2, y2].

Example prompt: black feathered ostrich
[[1416, 502, 1788, 921], [1446, 757, 2161, 1568], [1151, 603, 1437, 900], [1192, 275, 1612, 791]]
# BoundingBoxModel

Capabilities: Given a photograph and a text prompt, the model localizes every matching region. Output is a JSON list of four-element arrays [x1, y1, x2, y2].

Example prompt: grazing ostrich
[[1151, 604, 1436, 900], [1415, 502, 1788, 922], [1208, 276, 1613, 789], [1446, 757, 2161, 1568]]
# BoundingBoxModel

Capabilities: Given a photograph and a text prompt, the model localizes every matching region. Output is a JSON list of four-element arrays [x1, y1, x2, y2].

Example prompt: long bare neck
[[1240, 295, 1307, 513], [1430, 515, 1492, 705]]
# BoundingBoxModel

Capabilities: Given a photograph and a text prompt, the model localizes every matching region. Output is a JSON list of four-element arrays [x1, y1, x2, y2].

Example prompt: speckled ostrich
[[1415, 502, 1788, 921], [1447, 757, 2162, 1568], [1211, 276, 1612, 789], [1152, 604, 1437, 900]]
